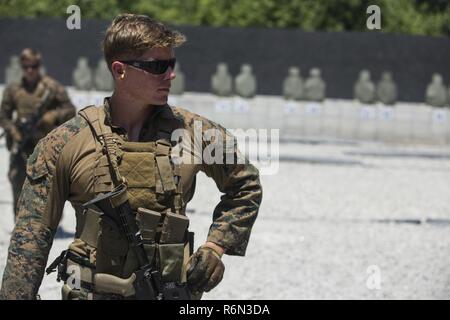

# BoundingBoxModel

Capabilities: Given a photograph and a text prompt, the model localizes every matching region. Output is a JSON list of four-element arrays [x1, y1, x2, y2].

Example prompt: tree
[[0, 0, 448, 37]]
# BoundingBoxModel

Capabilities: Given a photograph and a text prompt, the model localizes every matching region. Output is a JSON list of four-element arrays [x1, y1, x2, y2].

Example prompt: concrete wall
[[0, 85, 448, 145], [1, 18, 450, 102], [167, 93, 450, 146]]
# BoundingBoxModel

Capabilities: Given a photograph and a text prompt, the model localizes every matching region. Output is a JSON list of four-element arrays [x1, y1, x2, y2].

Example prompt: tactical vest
[[12, 78, 51, 120], [58, 105, 192, 300], [6, 77, 56, 152]]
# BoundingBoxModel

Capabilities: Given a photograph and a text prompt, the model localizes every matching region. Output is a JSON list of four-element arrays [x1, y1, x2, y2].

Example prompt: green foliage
[[0, 0, 448, 36]]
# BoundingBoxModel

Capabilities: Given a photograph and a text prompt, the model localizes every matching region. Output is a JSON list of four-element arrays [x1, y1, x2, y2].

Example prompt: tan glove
[[8, 126, 22, 142], [36, 110, 59, 132], [186, 245, 225, 293]]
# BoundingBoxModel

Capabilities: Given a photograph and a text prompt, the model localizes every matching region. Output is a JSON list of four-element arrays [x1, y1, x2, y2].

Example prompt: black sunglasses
[[119, 58, 176, 75], [22, 64, 40, 70]]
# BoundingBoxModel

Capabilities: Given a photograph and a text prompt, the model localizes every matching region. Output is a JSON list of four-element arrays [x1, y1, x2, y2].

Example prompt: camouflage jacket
[[0, 98, 262, 299], [0, 75, 76, 149]]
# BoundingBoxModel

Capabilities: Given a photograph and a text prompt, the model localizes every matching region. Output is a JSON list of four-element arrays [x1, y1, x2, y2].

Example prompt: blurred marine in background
[[0, 14, 262, 300], [0, 48, 76, 218]]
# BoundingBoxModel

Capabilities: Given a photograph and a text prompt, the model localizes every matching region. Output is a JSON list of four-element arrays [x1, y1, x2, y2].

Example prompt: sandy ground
[[0, 137, 449, 300]]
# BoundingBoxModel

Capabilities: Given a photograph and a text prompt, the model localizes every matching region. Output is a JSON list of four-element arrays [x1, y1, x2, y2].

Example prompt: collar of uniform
[[102, 97, 173, 140]]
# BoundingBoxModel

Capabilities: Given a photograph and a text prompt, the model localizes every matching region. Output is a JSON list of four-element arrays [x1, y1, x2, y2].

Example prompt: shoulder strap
[[152, 106, 185, 214], [78, 105, 111, 138], [79, 105, 123, 187], [154, 138, 184, 214]]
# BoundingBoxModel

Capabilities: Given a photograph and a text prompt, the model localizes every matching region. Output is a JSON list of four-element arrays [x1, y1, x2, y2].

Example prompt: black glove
[[186, 245, 225, 293]]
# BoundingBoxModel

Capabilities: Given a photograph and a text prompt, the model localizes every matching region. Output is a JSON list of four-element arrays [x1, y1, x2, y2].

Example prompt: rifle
[[82, 183, 191, 300], [13, 88, 52, 152]]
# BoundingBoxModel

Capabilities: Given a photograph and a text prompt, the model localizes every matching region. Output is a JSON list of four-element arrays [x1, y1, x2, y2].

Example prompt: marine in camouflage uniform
[[0, 48, 76, 218], [0, 15, 262, 300]]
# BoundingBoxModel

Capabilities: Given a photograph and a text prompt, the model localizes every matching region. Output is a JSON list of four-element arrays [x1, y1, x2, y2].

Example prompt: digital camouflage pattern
[[0, 75, 76, 216], [0, 98, 262, 299], [0, 116, 87, 299]]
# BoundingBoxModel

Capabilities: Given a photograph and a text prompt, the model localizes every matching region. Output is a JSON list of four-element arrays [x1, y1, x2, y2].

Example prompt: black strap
[[46, 250, 96, 282], [45, 250, 69, 276]]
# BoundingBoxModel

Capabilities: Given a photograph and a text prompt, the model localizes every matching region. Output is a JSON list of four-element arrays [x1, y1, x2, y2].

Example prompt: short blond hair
[[102, 13, 186, 70], [20, 48, 42, 65]]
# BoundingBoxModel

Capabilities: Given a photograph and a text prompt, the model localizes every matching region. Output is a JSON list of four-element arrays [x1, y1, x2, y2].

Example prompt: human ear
[[111, 61, 125, 80]]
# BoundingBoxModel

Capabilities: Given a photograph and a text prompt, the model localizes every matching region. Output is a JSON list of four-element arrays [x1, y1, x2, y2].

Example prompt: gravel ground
[[0, 140, 449, 300]]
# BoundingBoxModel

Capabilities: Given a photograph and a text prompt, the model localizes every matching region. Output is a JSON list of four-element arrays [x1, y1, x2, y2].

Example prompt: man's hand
[[186, 244, 225, 293], [8, 125, 22, 142], [36, 110, 59, 132]]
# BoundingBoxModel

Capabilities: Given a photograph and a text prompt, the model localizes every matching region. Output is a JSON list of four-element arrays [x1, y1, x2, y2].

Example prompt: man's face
[[119, 47, 176, 106], [21, 58, 41, 84]]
